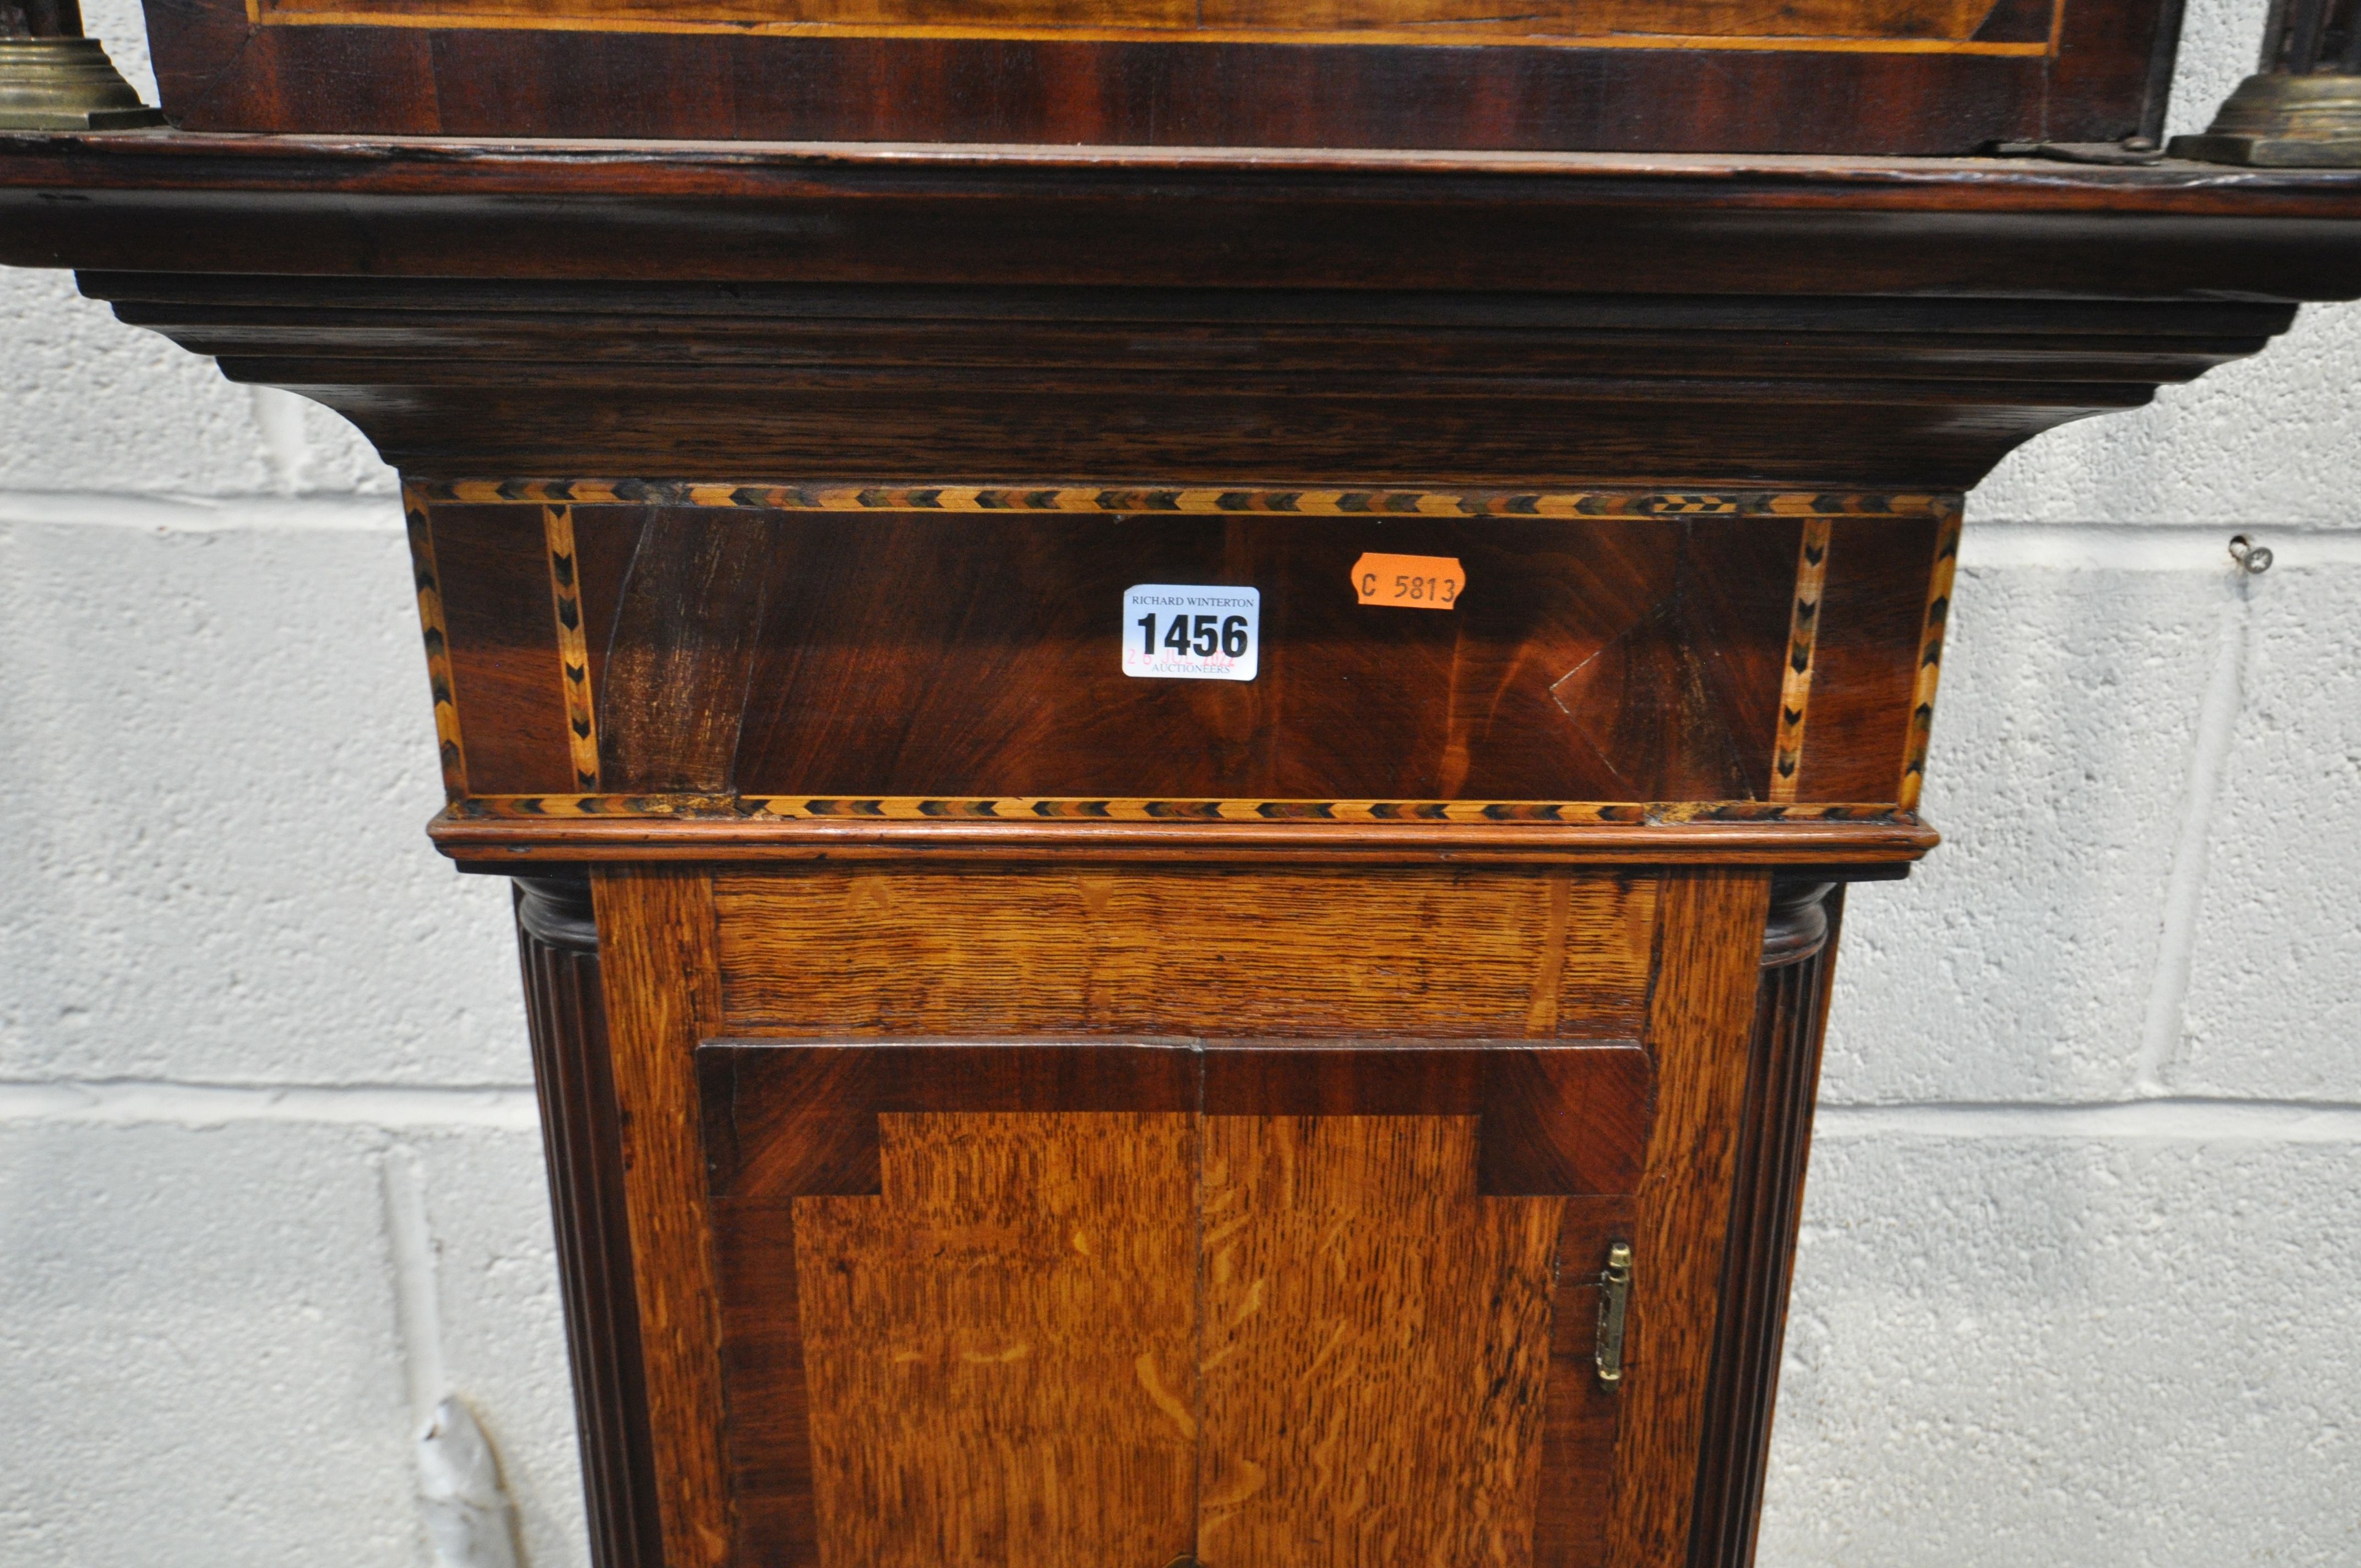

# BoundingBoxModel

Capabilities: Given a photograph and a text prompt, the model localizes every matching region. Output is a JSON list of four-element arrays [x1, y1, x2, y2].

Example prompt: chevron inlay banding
[[402, 483, 467, 802], [542, 504, 602, 792], [1900, 510, 1963, 810], [447, 793, 1905, 823], [1770, 518, 1832, 804], [418, 479, 1951, 521]]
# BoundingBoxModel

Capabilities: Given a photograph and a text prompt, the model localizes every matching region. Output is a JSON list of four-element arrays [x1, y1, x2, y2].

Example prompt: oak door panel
[[701, 1041, 1199, 1568], [698, 1037, 1650, 1567]]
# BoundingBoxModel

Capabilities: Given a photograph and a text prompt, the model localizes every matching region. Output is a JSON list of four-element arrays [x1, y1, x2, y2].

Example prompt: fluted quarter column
[[514, 872, 665, 1568], [1687, 876, 1847, 1568]]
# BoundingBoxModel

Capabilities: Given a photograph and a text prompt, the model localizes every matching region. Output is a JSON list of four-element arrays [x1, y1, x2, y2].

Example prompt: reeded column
[[1687, 876, 1848, 1568], [513, 873, 663, 1568]]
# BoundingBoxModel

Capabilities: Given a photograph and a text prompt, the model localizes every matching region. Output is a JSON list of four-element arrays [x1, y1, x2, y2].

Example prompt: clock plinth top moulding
[[5, 7, 2360, 1568]]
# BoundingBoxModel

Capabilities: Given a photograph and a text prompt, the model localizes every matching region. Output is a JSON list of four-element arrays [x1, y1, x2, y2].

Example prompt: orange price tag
[[1351, 553, 1465, 610]]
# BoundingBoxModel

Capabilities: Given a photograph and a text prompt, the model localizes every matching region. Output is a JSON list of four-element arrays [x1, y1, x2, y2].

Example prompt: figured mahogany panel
[[733, 508, 1802, 802], [594, 508, 775, 794], [711, 866, 1657, 1039], [1792, 516, 1946, 803], [132, 0, 2194, 152], [409, 495, 1957, 818], [428, 503, 573, 795], [265, 0, 2012, 39]]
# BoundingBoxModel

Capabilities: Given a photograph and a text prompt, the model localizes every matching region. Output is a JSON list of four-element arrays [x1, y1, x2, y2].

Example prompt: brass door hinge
[[1595, 1242, 1633, 1386]]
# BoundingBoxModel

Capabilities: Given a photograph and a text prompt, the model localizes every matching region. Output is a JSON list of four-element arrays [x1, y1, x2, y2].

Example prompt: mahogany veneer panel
[[614, 507, 1804, 803], [711, 867, 1658, 1039], [134, 0, 2179, 150], [1792, 517, 1942, 803], [268, 0, 2011, 35], [415, 497, 1949, 823], [432, 505, 575, 795]]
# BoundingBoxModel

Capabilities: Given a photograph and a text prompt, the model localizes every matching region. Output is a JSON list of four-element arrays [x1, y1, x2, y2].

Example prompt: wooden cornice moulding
[[9, 137, 2361, 280], [432, 813, 1944, 866], [55, 281, 2297, 487], [5, 139, 2357, 489]]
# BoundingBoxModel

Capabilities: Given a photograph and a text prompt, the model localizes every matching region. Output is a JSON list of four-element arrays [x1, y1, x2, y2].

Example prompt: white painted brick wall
[[1, 0, 2354, 1555]]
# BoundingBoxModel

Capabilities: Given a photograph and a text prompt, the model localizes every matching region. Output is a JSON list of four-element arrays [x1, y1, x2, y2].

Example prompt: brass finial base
[[0, 36, 165, 130], [2170, 73, 2361, 167]]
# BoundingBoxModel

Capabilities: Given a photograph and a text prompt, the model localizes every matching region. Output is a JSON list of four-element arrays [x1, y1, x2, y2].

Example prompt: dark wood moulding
[[7, 137, 2361, 499], [444, 816, 1941, 865]]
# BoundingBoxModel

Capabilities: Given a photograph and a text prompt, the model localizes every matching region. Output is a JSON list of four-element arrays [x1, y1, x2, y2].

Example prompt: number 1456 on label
[[1121, 585, 1260, 682]]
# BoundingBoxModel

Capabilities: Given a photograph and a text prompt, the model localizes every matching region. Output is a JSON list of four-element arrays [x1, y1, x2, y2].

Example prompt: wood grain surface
[[1535, 1197, 1636, 1568], [1198, 1041, 1653, 1196], [701, 1033, 1653, 1567], [1687, 883, 1846, 1568], [1195, 1114, 1568, 1567], [713, 867, 1656, 1040], [590, 868, 736, 1568], [263, 0, 2011, 41], [796, 1111, 1201, 1568], [408, 499, 1958, 844], [413, 505, 1835, 806], [119, 0, 2183, 153], [512, 874, 665, 1568], [694, 1034, 1199, 1558], [434, 812, 1941, 866], [428, 501, 572, 795], [1603, 868, 1776, 1568]]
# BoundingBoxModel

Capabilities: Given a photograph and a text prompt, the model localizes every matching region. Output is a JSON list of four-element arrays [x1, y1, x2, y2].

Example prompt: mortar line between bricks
[[5, 1079, 2358, 1139], [2, 493, 2359, 559], [1815, 1097, 2361, 1141], [0, 489, 405, 532], [0, 1079, 541, 1129], [1959, 523, 2361, 569]]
